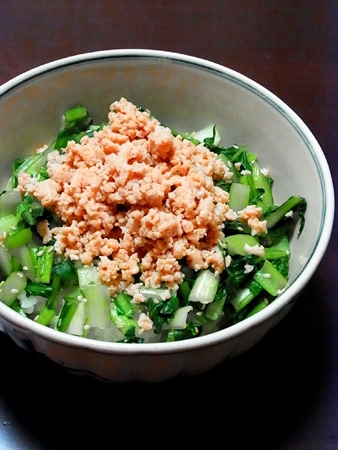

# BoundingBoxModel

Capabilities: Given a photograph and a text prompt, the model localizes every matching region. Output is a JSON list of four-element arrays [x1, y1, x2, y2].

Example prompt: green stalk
[[46, 274, 61, 309], [251, 161, 274, 208], [0, 244, 12, 276], [265, 195, 306, 230], [57, 298, 79, 332], [228, 183, 250, 212], [35, 275, 61, 326], [64, 106, 88, 123], [13, 145, 54, 181], [223, 234, 260, 256], [0, 190, 22, 218], [81, 283, 110, 329], [253, 260, 287, 296], [188, 269, 220, 304], [231, 283, 263, 313], [0, 271, 27, 306], [8, 244, 35, 280], [263, 248, 287, 260], [246, 298, 269, 317], [30, 246, 54, 283], [205, 295, 226, 321], [35, 307, 55, 326], [264, 234, 290, 260], [0, 214, 19, 237], [14, 153, 45, 178], [4, 227, 32, 249], [67, 301, 87, 336], [114, 292, 134, 317]]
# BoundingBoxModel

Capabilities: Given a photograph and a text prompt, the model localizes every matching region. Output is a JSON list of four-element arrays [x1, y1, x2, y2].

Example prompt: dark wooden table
[[0, 1, 337, 448]]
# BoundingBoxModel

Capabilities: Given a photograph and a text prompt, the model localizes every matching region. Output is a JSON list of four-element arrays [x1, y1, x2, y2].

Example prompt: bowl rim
[[0, 48, 335, 355]]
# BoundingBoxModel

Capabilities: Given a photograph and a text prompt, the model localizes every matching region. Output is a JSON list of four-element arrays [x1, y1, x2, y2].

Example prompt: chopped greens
[[0, 104, 307, 343]]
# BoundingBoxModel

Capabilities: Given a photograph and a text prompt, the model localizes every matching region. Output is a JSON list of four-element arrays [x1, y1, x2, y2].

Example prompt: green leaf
[[118, 326, 145, 343], [165, 323, 200, 342], [16, 194, 44, 225], [147, 295, 180, 333]]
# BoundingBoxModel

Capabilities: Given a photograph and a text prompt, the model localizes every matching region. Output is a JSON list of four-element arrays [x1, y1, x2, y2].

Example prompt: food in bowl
[[0, 96, 307, 343], [0, 49, 333, 382]]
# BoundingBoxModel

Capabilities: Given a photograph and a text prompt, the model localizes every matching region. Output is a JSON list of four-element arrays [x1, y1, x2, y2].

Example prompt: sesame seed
[[225, 255, 232, 268], [240, 169, 252, 176], [244, 264, 254, 274], [10, 289, 19, 294]]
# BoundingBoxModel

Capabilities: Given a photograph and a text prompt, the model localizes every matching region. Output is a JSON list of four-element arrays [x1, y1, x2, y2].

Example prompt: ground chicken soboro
[[18, 98, 233, 295]]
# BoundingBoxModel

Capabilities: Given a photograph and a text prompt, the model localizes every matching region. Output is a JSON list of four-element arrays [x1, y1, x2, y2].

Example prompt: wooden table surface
[[0, 1, 337, 449]]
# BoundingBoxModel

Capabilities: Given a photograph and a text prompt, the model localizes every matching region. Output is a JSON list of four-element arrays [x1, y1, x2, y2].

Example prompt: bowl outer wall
[[0, 49, 334, 382], [0, 301, 294, 382]]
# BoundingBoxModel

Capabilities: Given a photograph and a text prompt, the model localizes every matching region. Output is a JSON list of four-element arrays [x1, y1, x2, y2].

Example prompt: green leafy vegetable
[[147, 295, 180, 333], [0, 105, 307, 344]]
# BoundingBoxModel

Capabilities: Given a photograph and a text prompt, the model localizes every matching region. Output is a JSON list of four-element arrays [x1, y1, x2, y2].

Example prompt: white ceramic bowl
[[0, 49, 334, 382]]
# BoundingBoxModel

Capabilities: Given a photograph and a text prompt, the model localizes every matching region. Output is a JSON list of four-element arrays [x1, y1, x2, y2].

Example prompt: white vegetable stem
[[188, 269, 220, 304], [67, 301, 86, 336], [193, 124, 221, 146], [166, 306, 193, 330]]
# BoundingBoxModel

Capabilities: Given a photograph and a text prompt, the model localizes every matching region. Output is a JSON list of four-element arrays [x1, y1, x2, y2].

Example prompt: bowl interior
[[0, 50, 333, 338]]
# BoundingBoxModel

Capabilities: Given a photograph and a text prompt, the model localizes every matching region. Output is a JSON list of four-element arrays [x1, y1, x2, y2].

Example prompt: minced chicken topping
[[18, 98, 264, 295]]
